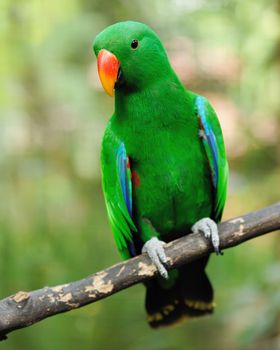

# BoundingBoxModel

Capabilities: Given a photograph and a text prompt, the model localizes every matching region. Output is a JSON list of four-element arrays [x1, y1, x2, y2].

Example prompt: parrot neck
[[114, 73, 192, 125]]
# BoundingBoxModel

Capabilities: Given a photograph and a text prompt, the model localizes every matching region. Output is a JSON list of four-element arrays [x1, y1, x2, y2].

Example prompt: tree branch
[[0, 202, 279, 340]]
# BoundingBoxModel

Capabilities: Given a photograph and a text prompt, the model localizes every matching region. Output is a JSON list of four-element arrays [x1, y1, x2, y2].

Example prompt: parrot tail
[[145, 257, 214, 328]]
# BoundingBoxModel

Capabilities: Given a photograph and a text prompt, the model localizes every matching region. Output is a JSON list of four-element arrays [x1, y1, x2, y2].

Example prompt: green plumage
[[94, 21, 228, 327]]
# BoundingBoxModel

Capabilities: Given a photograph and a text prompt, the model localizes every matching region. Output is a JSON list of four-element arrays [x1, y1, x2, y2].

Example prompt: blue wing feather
[[195, 95, 228, 221], [117, 143, 133, 217], [207, 130, 219, 188], [196, 96, 219, 188], [116, 142, 136, 256]]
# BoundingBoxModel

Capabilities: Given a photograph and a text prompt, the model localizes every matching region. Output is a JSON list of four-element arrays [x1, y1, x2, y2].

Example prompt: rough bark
[[0, 202, 279, 340]]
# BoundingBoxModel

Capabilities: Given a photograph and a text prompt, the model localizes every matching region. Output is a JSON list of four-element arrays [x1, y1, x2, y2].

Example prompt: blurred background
[[0, 0, 279, 349]]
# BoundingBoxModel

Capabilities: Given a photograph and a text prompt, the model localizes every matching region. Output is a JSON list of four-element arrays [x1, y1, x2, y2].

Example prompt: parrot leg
[[141, 219, 168, 279], [142, 237, 168, 279], [192, 218, 223, 255]]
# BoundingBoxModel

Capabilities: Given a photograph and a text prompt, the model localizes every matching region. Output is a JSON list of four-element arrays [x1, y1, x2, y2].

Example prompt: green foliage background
[[0, 0, 279, 349]]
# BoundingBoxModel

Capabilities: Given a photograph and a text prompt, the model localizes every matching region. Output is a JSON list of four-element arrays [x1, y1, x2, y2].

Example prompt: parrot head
[[93, 21, 171, 96]]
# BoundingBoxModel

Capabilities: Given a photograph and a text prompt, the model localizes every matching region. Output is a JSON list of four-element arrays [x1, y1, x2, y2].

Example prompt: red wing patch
[[132, 170, 141, 187]]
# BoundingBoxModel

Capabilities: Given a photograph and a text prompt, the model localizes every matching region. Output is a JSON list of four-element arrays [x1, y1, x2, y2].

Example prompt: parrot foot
[[142, 237, 168, 279], [192, 218, 223, 255]]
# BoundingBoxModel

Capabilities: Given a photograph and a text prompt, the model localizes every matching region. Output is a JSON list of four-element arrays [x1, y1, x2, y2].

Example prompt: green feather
[[101, 124, 137, 259], [196, 97, 228, 221]]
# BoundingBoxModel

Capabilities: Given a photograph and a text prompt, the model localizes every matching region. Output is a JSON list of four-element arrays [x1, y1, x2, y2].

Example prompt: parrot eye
[[131, 39, 139, 49]]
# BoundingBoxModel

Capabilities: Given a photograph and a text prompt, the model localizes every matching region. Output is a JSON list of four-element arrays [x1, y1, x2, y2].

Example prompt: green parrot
[[93, 21, 228, 328]]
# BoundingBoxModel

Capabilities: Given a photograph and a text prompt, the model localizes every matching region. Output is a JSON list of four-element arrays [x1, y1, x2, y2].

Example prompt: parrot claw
[[192, 218, 223, 255], [142, 237, 168, 279]]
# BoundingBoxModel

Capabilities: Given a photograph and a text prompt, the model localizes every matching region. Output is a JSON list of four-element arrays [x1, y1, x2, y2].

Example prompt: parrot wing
[[101, 125, 137, 259], [195, 95, 229, 222]]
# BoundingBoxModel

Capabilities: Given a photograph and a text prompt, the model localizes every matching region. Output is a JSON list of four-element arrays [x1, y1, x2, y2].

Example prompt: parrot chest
[[124, 125, 213, 237]]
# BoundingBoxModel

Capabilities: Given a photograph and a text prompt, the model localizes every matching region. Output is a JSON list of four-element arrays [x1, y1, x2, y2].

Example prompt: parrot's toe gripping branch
[[192, 218, 223, 255], [142, 237, 169, 279]]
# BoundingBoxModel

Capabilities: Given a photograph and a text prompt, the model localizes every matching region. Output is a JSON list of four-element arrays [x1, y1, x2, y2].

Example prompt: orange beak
[[97, 49, 120, 97]]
